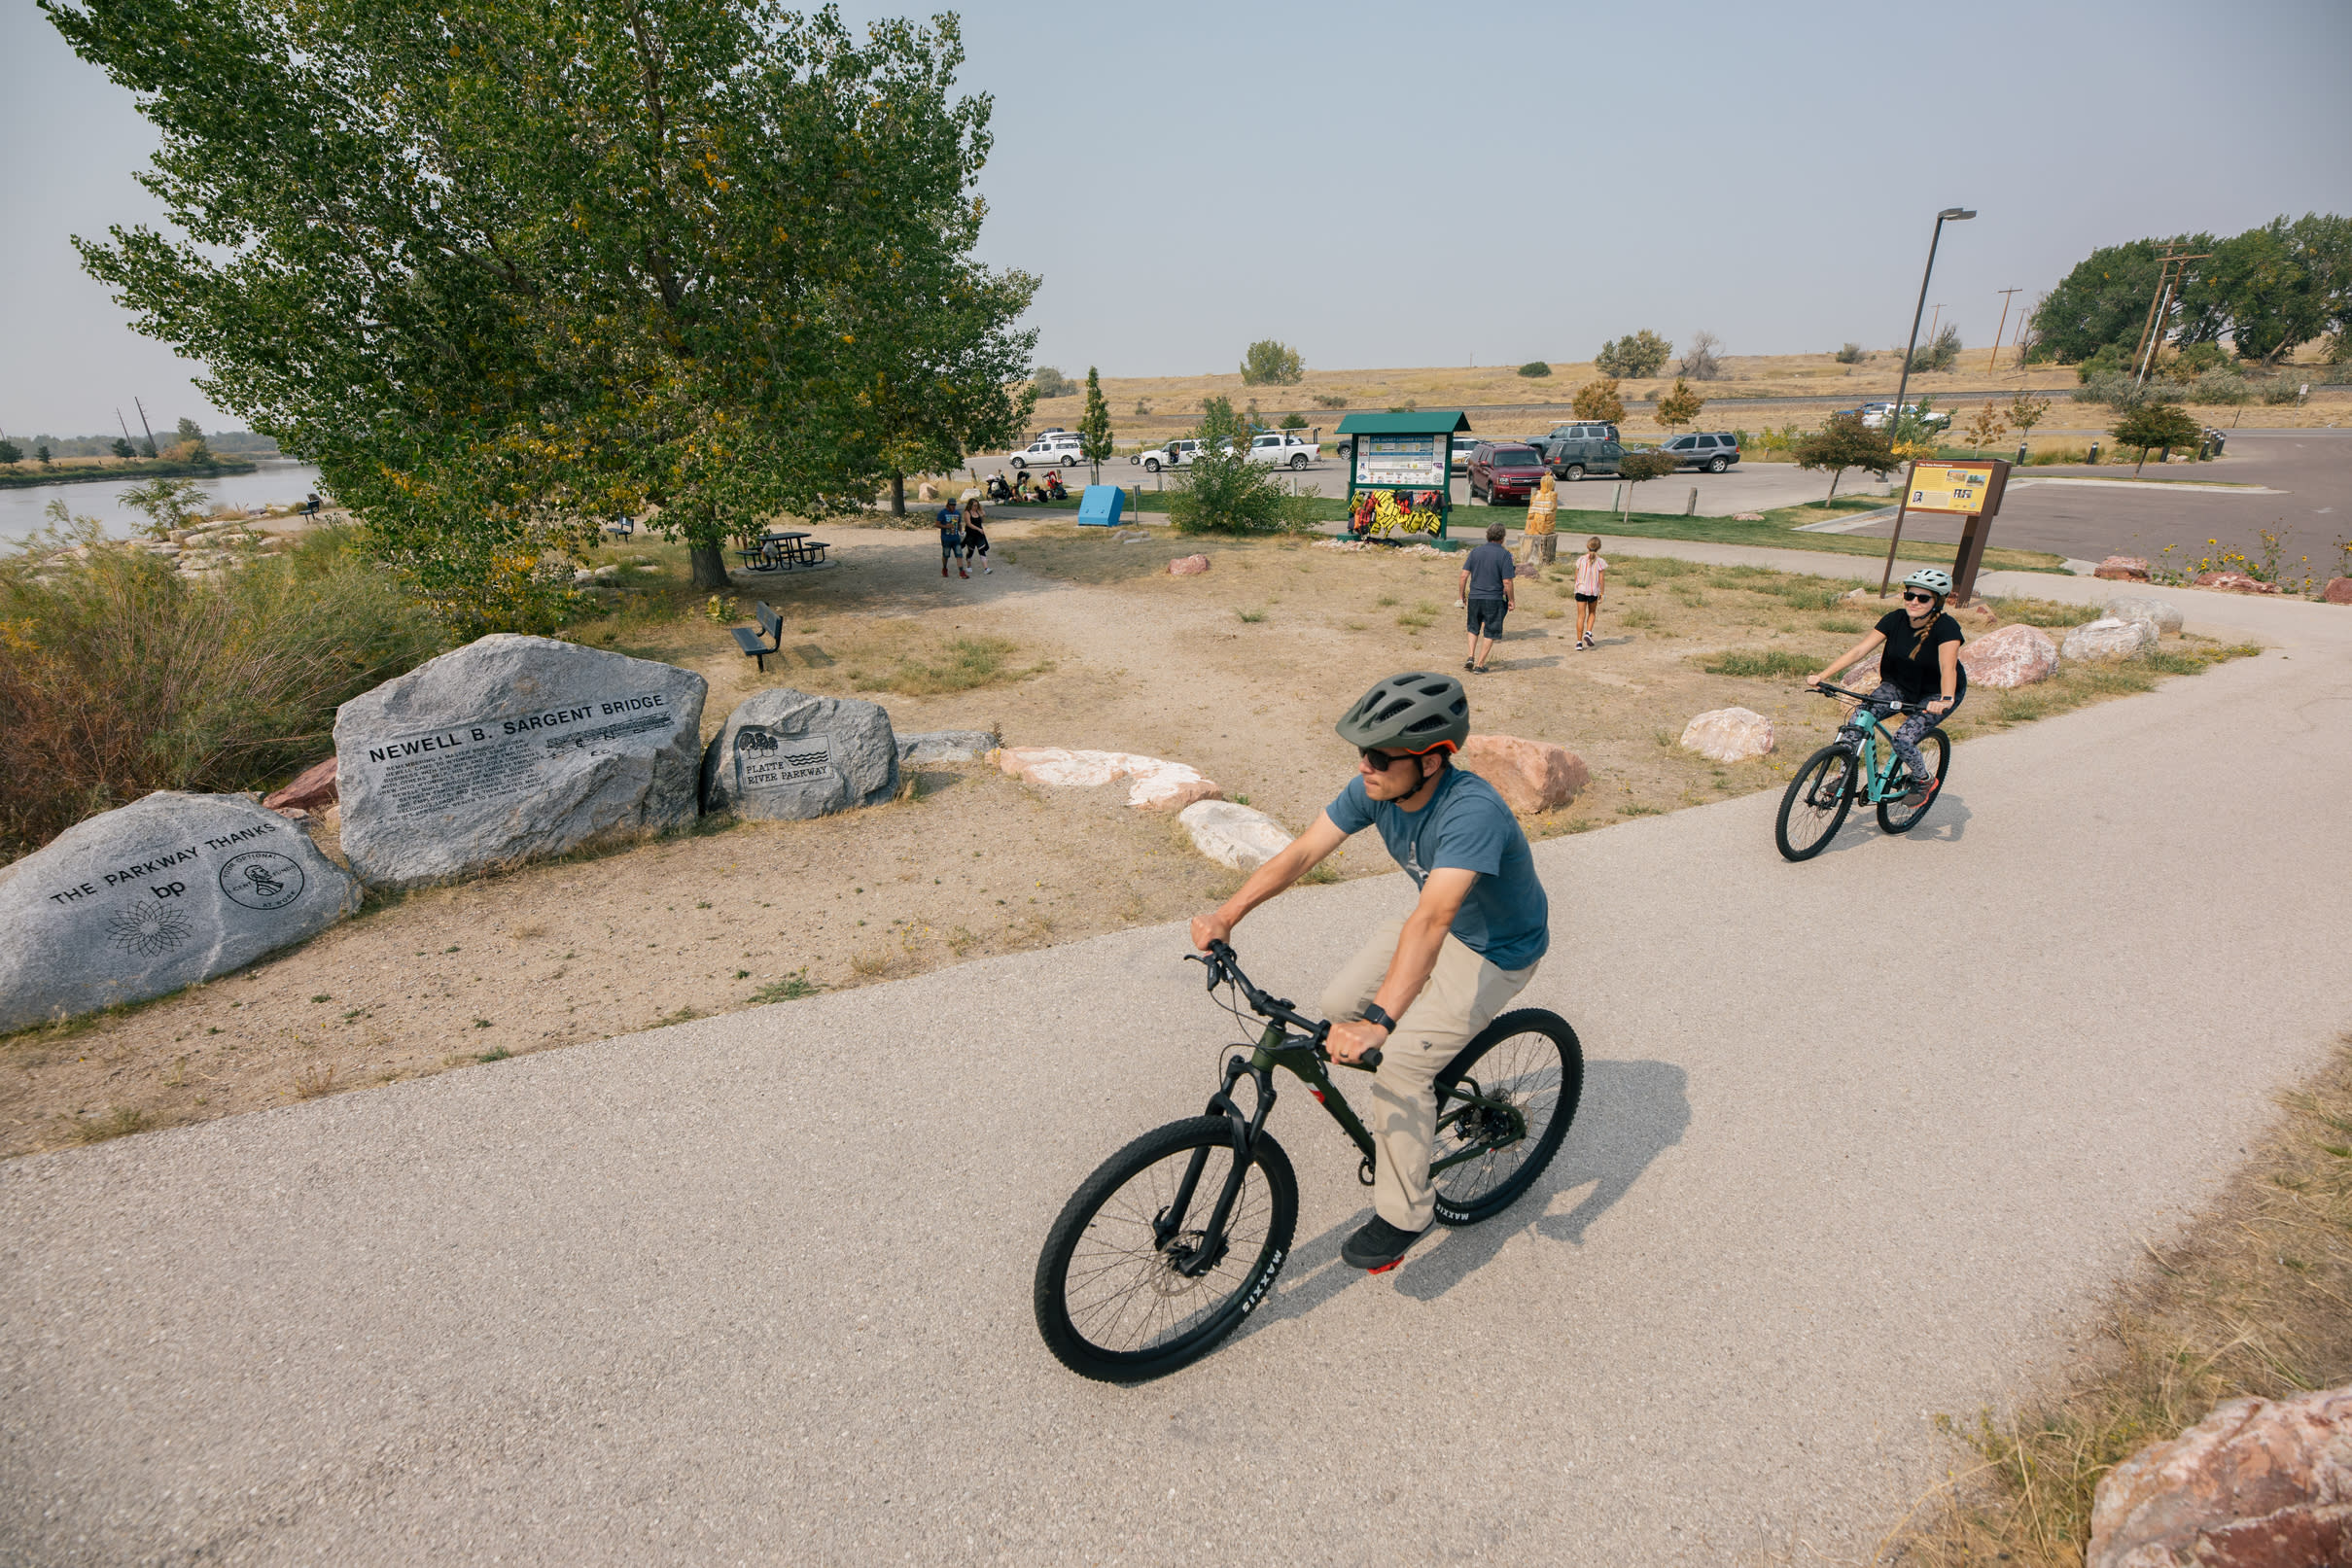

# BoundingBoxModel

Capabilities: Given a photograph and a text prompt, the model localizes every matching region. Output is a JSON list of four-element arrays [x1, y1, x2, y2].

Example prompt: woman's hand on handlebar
[[1326, 1019, 1388, 1065]]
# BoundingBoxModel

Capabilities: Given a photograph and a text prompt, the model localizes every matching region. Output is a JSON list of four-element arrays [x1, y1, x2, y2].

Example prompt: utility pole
[[1924, 303, 1946, 357], [1986, 288, 2022, 371], [2128, 247, 2210, 390], [117, 408, 136, 451], [132, 397, 158, 457]]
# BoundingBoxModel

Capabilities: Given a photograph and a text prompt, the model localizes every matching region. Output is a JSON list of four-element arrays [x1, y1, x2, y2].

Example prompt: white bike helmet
[[1902, 568, 1953, 596]]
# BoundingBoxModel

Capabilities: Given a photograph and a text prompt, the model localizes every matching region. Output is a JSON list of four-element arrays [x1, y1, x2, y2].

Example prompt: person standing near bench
[[961, 496, 992, 575], [1458, 522, 1517, 675]]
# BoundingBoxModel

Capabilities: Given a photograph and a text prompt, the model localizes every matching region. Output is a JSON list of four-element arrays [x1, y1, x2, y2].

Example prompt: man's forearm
[[1213, 839, 1318, 930], [1370, 910, 1449, 1023]]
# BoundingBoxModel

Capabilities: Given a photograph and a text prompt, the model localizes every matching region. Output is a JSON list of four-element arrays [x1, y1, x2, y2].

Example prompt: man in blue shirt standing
[[1458, 522, 1518, 675], [1191, 673, 1549, 1272]]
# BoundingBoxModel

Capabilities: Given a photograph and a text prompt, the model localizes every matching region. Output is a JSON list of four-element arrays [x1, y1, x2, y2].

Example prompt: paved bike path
[[5, 606, 2349, 1565]]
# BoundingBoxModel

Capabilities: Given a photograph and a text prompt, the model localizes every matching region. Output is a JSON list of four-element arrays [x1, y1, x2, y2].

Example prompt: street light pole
[[1878, 206, 1975, 594]]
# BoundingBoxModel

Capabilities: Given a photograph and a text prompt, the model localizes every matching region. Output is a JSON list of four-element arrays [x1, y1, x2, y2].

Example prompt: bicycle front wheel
[[1431, 1009, 1584, 1226], [1775, 744, 1856, 862], [1034, 1117, 1297, 1383], [1876, 730, 1950, 834]]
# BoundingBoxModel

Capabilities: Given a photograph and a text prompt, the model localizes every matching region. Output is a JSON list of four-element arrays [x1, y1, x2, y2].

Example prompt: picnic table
[[735, 530, 831, 573]]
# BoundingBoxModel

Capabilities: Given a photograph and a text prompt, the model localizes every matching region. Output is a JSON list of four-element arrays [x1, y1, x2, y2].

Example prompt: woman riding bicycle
[[1807, 568, 1966, 811]]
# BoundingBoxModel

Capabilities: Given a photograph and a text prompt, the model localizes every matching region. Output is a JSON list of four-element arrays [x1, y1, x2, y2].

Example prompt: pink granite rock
[[2096, 555, 2153, 581], [264, 756, 339, 815], [1456, 735, 1589, 814], [2194, 571, 2281, 595], [2321, 577, 2352, 606], [997, 747, 1221, 811], [1169, 554, 1211, 576], [2088, 1386, 2352, 1568], [1957, 623, 2059, 688], [1678, 707, 1774, 763]]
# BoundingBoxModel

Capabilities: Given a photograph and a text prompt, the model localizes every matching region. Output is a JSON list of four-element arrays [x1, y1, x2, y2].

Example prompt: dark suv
[[1536, 433, 1625, 481], [1544, 420, 1620, 443], [1659, 432, 1741, 472], [1466, 441, 1549, 505]]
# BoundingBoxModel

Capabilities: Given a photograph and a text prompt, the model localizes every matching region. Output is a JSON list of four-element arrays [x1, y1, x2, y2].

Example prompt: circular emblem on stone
[[219, 850, 306, 911]]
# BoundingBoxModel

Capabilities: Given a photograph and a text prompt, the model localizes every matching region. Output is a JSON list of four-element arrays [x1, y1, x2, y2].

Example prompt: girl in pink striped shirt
[[1572, 538, 1607, 650]]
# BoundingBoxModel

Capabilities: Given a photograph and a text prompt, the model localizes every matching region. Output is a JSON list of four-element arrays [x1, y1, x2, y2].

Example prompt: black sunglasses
[[1359, 747, 1419, 771], [1902, 590, 1937, 604]]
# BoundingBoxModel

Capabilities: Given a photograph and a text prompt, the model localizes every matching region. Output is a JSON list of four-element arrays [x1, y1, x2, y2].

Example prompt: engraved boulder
[[0, 791, 361, 1033], [701, 688, 898, 821], [333, 635, 707, 889]]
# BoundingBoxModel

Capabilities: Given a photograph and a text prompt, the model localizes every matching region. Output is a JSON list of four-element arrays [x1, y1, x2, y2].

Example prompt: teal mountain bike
[[1773, 680, 1952, 861], [1033, 941, 1582, 1383]]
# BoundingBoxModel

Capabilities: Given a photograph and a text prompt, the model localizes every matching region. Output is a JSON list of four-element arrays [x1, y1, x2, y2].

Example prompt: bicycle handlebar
[[1191, 940, 1382, 1071], [1811, 679, 1935, 714]]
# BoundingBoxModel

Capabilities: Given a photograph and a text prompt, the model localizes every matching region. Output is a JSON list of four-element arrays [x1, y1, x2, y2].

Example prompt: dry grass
[[1881, 1038, 2352, 1566], [63, 1105, 151, 1144]]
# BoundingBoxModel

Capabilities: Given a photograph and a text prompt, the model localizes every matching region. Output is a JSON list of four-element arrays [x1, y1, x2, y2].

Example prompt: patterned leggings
[[1858, 680, 1960, 785]]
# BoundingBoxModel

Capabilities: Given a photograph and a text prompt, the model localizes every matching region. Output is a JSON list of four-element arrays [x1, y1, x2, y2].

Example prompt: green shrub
[[1517, 361, 1552, 378], [1595, 331, 1670, 378], [1031, 366, 1076, 399], [0, 521, 443, 859], [1239, 340, 1305, 386], [1169, 398, 1316, 537], [1834, 342, 1866, 364]]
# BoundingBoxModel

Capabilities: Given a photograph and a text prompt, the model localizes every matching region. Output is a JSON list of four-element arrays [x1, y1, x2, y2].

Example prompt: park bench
[[731, 601, 785, 671]]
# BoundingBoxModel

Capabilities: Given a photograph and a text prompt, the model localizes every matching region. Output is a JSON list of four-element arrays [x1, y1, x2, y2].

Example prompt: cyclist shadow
[[1249, 1059, 1691, 1323], [1813, 789, 1974, 855]]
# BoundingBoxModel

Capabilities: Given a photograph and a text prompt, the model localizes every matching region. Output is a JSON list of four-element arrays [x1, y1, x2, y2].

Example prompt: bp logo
[[219, 850, 305, 911]]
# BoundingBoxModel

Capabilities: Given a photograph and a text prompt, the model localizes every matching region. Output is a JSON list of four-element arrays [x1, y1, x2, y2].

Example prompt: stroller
[[1040, 470, 1071, 502], [985, 471, 1015, 504]]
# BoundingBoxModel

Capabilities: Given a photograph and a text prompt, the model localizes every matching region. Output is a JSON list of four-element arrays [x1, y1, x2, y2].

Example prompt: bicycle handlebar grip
[[1358, 1047, 1383, 1070]]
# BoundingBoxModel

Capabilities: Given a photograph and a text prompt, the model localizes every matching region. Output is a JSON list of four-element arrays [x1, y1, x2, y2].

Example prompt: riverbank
[[0, 456, 259, 489]]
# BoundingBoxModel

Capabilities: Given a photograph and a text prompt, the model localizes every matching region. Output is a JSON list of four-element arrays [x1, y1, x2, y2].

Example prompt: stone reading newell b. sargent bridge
[[0, 791, 361, 1033], [333, 635, 707, 888]]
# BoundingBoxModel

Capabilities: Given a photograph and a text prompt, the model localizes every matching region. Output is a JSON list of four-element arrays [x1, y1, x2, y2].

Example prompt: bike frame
[[1817, 682, 1935, 805], [1155, 947, 1527, 1277]]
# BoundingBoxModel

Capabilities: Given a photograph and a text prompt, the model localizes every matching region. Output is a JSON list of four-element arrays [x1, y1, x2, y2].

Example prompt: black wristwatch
[[1360, 1003, 1396, 1032]]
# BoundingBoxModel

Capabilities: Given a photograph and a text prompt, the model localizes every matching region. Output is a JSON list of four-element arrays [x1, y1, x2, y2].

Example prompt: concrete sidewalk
[[4, 593, 2348, 1564]]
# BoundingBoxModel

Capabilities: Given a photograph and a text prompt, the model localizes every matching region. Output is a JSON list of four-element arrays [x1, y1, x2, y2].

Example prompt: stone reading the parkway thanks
[[333, 635, 707, 889], [0, 791, 362, 1032], [700, 688, 898, 822]]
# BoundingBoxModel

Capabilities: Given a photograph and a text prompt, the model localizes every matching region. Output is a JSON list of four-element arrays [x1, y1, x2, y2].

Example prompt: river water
[[0, 462, 327, 543]]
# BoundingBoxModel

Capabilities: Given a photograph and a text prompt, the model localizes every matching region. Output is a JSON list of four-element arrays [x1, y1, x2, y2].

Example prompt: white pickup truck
[[1245, 431, 1316, 469], [1131, 438, 1203, 473]]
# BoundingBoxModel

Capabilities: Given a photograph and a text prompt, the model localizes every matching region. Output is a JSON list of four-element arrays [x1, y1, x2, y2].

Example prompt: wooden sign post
[[1877, 457, 2011, 605]]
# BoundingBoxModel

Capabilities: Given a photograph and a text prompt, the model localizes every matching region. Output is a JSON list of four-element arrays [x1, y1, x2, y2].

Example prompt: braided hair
[[1911, 592, 1948, 657]]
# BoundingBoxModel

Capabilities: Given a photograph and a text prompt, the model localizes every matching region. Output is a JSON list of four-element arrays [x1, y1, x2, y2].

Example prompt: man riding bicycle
[[1190, 673, 1549, 1272]]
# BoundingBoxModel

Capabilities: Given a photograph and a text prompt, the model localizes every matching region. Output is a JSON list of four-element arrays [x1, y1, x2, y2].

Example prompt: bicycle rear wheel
[[1430, 1009, 1584, 1226], [1876, 730, 1950, 834], [1775, 744, 1856, 862], [1035, 1117, 1297, 1383]]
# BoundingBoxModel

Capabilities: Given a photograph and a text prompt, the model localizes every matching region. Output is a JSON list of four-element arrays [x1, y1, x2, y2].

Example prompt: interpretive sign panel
[[1906, 460, 2005, 515], [1354, 435, 1444, 488], [0, 791, 361, 1031], [334, 635, 707, 888]]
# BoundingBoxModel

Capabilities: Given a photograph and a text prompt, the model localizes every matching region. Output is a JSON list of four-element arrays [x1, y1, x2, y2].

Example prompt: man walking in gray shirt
[[1458, 522, 1517, 674]]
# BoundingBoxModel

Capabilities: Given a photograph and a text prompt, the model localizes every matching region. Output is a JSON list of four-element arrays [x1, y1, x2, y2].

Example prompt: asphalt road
[[4, 582, 2348, 1566]]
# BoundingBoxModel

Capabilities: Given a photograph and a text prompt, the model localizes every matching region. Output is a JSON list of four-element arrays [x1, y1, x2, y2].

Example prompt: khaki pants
[[1320, 920, 1538, 1231]]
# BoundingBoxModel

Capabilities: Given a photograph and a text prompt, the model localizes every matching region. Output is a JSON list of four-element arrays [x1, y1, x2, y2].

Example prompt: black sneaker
[[1341, 1216, 1428, 1273]]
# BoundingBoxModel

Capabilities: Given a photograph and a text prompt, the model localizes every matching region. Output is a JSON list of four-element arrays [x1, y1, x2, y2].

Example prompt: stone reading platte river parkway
[[360, 694, 678, 818]]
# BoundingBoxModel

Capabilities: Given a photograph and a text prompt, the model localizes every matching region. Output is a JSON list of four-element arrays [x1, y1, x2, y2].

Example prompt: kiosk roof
[[1332, 410, 1473, 436]]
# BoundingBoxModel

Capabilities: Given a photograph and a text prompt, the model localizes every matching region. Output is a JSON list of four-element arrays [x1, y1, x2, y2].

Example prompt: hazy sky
[[6, 0, 2349, 436]]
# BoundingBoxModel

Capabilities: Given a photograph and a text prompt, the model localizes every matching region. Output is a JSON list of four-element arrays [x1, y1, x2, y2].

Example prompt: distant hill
[[7, 429, 283, 458]]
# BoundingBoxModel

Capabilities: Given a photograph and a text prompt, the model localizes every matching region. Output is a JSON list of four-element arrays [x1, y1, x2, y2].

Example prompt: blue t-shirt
[[1326, 767, 1549, 970], [1463, 541, 1516, 601]]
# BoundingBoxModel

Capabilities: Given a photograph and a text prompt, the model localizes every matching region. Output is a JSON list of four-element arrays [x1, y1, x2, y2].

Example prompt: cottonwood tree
[[1571, 377, 1626, 424], [1792, 411, 1900, 502], [1655, 377, 1704, 430], [1239, 340, 1305, 386], [1595, 331, 1670, 378], [49, 0, 1032, 628], [864, 265, 1038, 514], [1676, 331, 1723, 380]]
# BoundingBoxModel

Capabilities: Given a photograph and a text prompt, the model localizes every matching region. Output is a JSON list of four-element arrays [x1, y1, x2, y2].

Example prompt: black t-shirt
[[1875, 609, 1965, 699]]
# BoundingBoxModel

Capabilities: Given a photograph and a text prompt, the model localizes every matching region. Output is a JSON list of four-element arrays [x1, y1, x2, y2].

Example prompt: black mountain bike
[[1773, 680, 1952, 861], [1033, 941, 1582, 1383]]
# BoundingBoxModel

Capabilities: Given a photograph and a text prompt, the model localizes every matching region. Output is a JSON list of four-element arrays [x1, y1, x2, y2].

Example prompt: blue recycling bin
[[1076, 484, 1125, 527]]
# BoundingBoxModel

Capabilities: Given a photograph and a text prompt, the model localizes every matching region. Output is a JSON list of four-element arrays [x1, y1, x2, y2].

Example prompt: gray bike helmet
[[1335, 672, 1470, 755], [1902, 567, 1953, 596]]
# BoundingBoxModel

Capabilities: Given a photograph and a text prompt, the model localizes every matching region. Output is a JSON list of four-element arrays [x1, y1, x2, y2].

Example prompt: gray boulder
[[2061, 616, 2157, 661], [0, 791, 360, 1033], [2102, 594, 2184, 636], [896, 729, 999, 765], [702, 689, 898, 820], [334, 635, 706, 888]]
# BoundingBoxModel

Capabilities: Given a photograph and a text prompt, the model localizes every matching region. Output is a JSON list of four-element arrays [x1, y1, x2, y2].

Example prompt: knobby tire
[[1775, 743, 1856, 862], [1430, 1008, 1584, 1226], [1876, 730, 1951, 834]]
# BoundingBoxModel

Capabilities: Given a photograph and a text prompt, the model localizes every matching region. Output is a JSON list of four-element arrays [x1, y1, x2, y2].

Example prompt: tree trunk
[[890, 470, 906, 515], [689, 540, 730, 590], [2134, 448, 2147, 476], [1827, 469, 1842, 502]]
